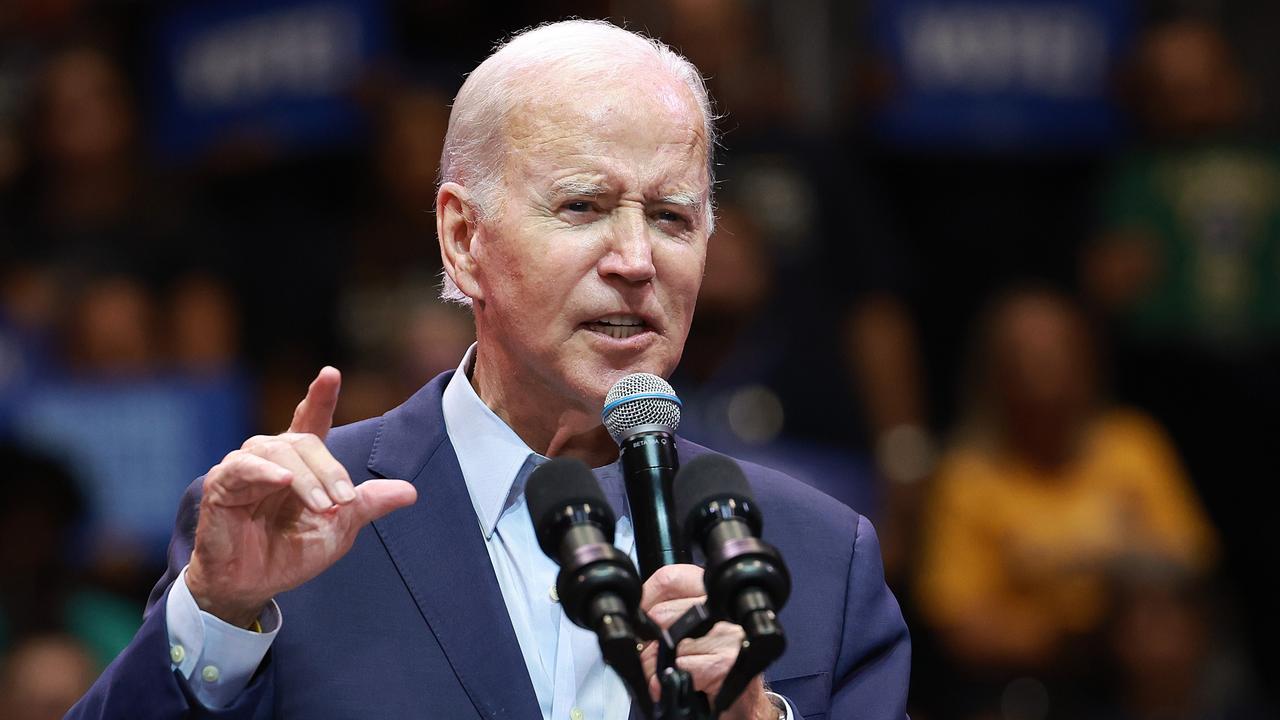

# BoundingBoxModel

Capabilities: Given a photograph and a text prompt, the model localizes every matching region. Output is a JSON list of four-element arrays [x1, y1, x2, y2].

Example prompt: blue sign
[[151, 0, 387, 160], [11, 373, 252, 559], [869, 0, 1136, 151]]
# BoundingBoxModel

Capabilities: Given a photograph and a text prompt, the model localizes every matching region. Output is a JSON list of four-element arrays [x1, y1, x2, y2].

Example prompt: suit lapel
[[368, 373, 541, 720]]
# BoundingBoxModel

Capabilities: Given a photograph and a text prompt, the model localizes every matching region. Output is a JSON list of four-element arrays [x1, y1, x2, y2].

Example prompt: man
[[69, 20, 910, 719]]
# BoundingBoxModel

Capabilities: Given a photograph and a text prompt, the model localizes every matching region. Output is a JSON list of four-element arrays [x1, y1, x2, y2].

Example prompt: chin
[[558, 338, 680, 403], [566, 362, 650, 410]]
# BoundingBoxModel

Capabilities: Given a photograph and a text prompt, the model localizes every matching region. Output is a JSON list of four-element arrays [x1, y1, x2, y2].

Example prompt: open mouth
[[583, 314, 651, 340]]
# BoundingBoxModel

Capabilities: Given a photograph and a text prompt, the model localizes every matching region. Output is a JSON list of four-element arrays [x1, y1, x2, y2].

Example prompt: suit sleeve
[[828, 514, 912, 719], [65, 478, 276, 719]]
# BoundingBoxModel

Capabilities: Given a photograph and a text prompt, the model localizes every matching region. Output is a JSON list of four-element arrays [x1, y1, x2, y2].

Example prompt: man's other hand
[[639, 564, 777, 720], [186, 367, 417, 628]]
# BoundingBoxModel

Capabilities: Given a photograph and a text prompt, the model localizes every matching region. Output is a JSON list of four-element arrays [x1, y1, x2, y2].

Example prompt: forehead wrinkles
[[500, 69, 709, 189]]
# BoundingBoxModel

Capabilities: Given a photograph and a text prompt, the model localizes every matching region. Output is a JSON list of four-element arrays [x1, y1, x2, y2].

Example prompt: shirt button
[[169, 644, 185, 664], [201, 665, 220, 683], [549, 584, 559, 603], [570, 709, 584, 720]]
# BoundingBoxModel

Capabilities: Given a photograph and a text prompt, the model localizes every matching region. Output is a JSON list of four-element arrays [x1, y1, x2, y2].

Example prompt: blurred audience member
[[1087, 18, 1278, 349], [1092, 564, 1269, 720], [16, 41, 160, 276], [167, 273, 240, 374], [914, 288, 1218, 717], [61, 274, 157, 377], [0, 634, 97, 720], [1086, 16, 1280, 694], [0, 444, 137, 670]]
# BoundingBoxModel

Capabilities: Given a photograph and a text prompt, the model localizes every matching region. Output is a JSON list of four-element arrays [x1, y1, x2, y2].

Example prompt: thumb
[[350, 479, 418, 525], [289, 366, 341, 439]]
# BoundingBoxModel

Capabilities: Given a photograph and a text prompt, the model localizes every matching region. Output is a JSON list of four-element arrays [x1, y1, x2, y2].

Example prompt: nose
[[598, 211, 656, 284]]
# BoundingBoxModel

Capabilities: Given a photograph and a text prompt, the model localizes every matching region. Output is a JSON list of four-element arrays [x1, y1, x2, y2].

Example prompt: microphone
[[674, 454, 790, 712], [527, 457, 642, 635], [525, 457, 652, 715], [602, 373, 689, 580]]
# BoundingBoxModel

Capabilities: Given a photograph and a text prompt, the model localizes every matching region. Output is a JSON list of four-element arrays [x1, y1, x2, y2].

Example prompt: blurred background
[[0, 0, 1276, 718]]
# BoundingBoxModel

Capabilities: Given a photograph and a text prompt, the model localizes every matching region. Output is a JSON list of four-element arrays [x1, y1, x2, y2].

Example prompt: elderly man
[[69, 20, 909, 720]]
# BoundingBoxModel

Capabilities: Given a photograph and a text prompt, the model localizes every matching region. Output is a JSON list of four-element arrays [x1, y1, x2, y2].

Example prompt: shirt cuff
[[165, 565, 281, 708], [765, 691, 796, 720]]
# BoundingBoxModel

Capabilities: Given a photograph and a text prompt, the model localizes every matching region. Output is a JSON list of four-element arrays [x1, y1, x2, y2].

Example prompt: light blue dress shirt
[[165, 346, 792, 718]]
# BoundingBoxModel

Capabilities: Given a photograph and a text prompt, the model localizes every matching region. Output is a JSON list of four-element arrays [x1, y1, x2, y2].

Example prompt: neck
[[470, 345, 619, 468]]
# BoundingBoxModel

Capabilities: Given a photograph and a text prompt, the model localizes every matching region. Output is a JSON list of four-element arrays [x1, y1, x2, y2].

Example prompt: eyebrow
[[548, 178, 704, 211], [549, 178, 609, 198], [659, 190, 702, 208]]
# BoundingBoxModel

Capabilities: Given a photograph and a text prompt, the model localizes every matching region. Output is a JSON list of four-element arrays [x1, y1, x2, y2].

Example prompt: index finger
[[640, 563, 705, 611], [289, 366, 341, 439]]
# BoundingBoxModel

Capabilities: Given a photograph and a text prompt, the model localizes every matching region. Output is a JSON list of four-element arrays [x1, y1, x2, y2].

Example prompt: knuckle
[[325, 457, 351, 477], [226, 453, 254, 474], [241, 434, 271, 450], [649, 567, 678, 597], [209, 451, 243, 479], [714, 654, 733, 676], [284, 431, 326, 453], [291, 469, 320, 489], [257, 439, 290, 457]]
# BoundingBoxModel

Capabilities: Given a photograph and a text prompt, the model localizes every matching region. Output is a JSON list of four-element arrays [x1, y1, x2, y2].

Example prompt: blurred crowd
[[1, 1, 1277, 718]]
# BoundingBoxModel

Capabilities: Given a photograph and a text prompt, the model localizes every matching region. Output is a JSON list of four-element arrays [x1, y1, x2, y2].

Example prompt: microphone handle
[[620, 429, 689, 580]]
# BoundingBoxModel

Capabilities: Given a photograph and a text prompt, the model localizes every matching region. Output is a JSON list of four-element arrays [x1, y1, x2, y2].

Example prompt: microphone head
[[526, 458, 616, 557], [602, 373, 682, 441], [674, 453, 760, 539]]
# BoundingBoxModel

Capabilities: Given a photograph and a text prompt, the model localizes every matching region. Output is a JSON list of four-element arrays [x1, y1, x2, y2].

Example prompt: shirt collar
[[441, 343, 545, 539]]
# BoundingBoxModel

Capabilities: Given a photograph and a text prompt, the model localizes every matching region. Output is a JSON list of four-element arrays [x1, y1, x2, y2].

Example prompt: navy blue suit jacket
[[69, 371, 910, 719]]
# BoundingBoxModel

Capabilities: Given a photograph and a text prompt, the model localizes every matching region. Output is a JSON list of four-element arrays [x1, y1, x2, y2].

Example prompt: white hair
[[438, 19, 718, 306]]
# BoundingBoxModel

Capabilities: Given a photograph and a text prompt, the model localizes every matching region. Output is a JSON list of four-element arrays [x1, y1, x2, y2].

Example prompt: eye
[[654, 209, 692, 228], [564, 200, 593, 213]]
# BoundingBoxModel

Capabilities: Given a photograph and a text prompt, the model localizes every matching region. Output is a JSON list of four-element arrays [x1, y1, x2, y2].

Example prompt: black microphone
[[674, 454, 791, 713], [674, 452, 790, 646], [602, 373, 689, 580], [526, 457, 642, 635], [525, 457, 653, 716]]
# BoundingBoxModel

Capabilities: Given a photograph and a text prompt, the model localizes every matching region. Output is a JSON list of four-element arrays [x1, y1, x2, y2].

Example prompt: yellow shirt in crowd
[[915, 410, 1218, 664]]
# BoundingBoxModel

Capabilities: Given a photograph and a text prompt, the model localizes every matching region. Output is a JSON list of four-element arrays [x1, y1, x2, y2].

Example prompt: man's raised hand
[[186, 367, 417, 628]]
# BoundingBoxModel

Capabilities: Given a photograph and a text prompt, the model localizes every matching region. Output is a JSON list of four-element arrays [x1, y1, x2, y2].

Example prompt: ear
[[437, 182, 485, 303]]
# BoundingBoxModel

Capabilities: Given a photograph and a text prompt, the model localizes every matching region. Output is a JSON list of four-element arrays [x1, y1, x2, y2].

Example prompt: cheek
[[662, 247, 707, 310], [484, 230, 602, 321]]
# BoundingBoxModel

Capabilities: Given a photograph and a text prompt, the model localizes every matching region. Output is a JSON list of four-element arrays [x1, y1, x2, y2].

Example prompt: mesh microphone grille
[[602, 373, 682, 441]]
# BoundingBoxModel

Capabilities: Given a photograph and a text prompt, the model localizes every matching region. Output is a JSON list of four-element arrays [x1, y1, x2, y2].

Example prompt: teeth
[[590, 323, 646, 339], [596, 314, 643, 327]]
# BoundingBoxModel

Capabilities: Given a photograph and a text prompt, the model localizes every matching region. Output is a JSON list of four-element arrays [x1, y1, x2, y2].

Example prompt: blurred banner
[[149, 0, 388, 161], [870, 0, 1135, 151], [5, 370, 251, 560]]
